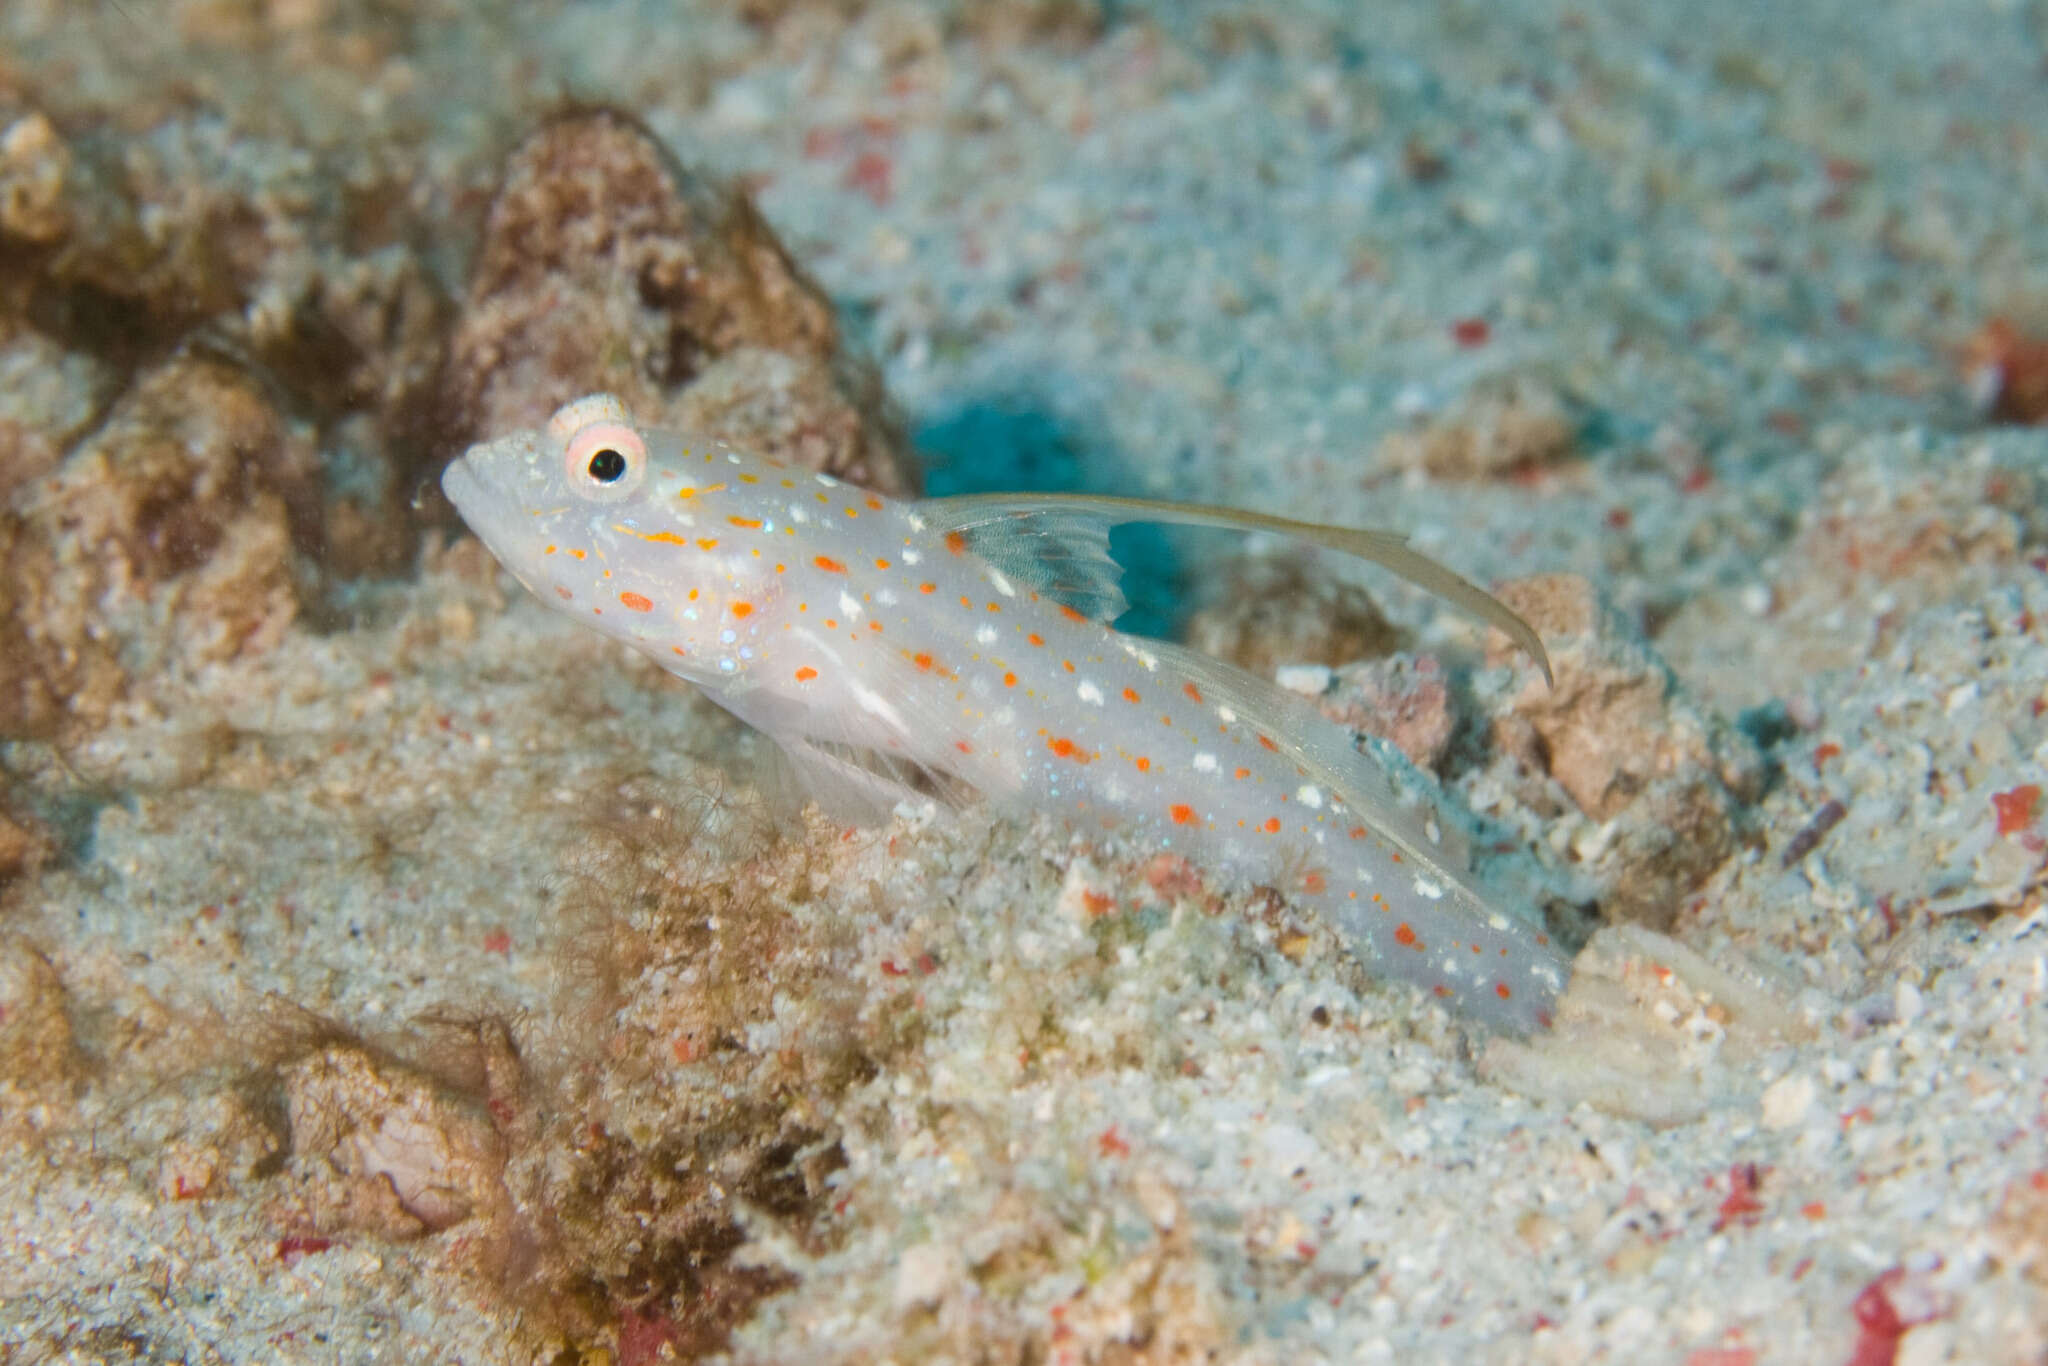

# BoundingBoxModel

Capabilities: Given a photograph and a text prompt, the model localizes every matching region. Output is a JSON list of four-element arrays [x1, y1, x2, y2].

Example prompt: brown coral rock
[[1184, 553, 1403, 682], [444, 108, 913, 494], [1, 354, 321, 737], [0, 936, 75, 1093], [282, 1043, 512, 1243], [1321, 653, 1457, 772], [1376, 375, 1578, 480], [1488, 574, 1763, 928]]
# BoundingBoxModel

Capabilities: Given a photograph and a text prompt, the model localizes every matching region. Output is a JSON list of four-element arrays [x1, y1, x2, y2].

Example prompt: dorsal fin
[[911, 498, 1130, 622], [916, 492, 1552, 685]]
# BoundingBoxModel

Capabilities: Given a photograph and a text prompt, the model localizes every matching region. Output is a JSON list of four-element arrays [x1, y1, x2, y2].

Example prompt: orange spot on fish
[[672, 645, 687, 657], [1058, 604, 1087, 625], [1301, 872, 1327, 894], [1122, 687, 1140, 703], [815, 555, 847, 573], [920, 582, 936, 594], [1134, 756, 1151, 772], [1027, 633, 1045, 647], [1046, 736, 1088, 763], [728, 515, 763, 529], [1002, 672, 1018, 687], [795, 666, 818, 682], [1062, 660, 1075, 673], [568, 548, 587, 561], [543, 544, 557, 555], [1394, 923, 1420, 949], [554, 586, 572, 600], [1348, 825, 1367, 839], [866, 496, 884, 512], [1258, 734, 1279, 752], [945, 531, 968, 555], [955, 740, 974, 754], [1234, 767, 1250, 780], [844, 506, 859, 518], [874, 558, 891, 570], [643, 530, 690, 547], [913, 652, 935, 672], [986, 602, 1001, 613], [1168, 803, 1197, 825], [1262, 817, 1282, 834], [619, 591, 654, 612], [696, 538, 719, 551], [1495, 983, 1512, 999], [730, 601, 753, 618]]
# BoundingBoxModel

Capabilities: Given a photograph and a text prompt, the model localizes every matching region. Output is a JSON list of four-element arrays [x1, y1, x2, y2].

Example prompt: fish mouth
[[439, 452, 487, 521]]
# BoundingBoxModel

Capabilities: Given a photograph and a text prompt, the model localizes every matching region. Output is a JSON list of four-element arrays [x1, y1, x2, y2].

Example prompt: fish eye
[[563, 421, 648, 502]]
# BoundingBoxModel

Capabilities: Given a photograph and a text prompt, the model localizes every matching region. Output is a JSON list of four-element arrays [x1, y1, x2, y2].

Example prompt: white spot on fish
[[976, 624, 998, 646], [876, 588, 899, 606], [905, 513, 927, 532], [815, 472, 837, 486], [838, 590, 862, 620], [901, 548, 922, 565], [1077, 680, 1104, 705], [988, 568, 1016, 598], [1216, 705, 1238, 724], [788, 504, 809, 524], [850, 681, 906, 731], [1192, 752, 1218, 773], [1115, 639, 1160, 671], [1296, 784, 1323, 809], [726, 452, 743, 465], [1413, 876, 1445, 900]]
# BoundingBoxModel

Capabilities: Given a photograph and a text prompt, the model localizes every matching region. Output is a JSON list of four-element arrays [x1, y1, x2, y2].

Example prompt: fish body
[[443, 394, 1568, 1031]]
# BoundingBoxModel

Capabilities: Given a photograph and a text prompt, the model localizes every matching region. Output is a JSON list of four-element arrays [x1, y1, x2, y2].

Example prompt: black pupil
[[587, 447, 627, 483]]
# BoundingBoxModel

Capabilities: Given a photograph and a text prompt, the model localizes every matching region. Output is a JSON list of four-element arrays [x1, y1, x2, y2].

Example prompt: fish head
[[442, 393, 781, 681]]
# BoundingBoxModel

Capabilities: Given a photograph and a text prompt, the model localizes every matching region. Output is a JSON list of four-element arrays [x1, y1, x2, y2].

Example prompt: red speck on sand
[[846, 151, 893, 206], [1450, 317, 1491, 348], [275, 1236, 332, 1263], [1847, 1267, 1945, 1366], [1685, 1350, 1757, 1366], [1713, 1163, 1767, 1232], [1992, 784, 2041, 835]]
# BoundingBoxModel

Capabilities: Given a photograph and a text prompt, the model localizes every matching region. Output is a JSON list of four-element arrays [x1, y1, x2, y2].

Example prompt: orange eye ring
[[563, 421, 648, 501]]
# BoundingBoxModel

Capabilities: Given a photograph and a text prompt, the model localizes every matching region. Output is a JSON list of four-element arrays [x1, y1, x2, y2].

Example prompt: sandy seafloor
[[2, 1, 2047, 1363]]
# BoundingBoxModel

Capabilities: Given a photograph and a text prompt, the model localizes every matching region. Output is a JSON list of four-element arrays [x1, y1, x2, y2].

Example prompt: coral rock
[[1184, 552, 1403, 682], [0, 355, 320, 737], [283, 1043, 510, 1240], [1320, 653, 1457, 772], [0, 936, 76, 1092], [444, 108, 913, 494], [1376, 375, 1578, 480], [1487, 574, 1763, 928]]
